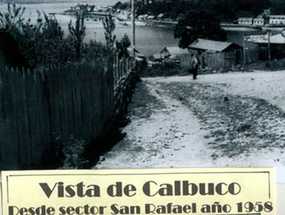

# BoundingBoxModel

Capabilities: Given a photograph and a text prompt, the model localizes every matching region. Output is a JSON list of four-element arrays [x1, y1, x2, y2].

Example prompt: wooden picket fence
[[0, 55, 135, 169]]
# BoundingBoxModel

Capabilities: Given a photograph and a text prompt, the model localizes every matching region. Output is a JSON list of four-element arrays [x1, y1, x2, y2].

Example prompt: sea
[[0, 0, 178, 56]]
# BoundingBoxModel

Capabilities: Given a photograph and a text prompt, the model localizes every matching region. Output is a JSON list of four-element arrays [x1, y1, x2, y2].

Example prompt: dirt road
[[96, 74, 285, 170]]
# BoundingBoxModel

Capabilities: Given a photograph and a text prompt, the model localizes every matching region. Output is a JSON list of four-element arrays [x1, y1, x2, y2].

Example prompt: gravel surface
[[95, 71, 285, 183], [162, 81, 285, 159]]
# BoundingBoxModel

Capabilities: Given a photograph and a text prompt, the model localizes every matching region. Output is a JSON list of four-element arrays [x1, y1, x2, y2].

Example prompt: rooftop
[[246, 33, 285, 44], [189, 39, 238, 52]]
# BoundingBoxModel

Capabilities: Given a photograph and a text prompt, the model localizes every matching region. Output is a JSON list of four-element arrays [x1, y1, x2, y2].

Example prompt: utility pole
[[131, 0, 136, 57], [267, 30, 272, 65], [243, 32, 246, 69]]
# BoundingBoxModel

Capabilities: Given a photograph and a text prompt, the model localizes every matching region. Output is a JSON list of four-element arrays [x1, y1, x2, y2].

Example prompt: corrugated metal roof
[[189, 39, 234, 52], [246, 33, 285, 44]]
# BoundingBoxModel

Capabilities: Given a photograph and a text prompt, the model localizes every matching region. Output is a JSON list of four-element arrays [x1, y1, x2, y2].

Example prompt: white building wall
[[238, 18, 253, 25], [253, 18, 265, 26], [269, 16, 285, 25]]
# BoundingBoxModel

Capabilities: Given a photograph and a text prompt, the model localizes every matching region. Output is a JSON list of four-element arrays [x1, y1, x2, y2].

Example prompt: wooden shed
[[188, 39, 243, 70], [246, 33, 285, 60]]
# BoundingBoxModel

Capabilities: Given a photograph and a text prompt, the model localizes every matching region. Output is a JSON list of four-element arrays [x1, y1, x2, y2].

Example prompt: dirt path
[[161, 81, 285, 159], [96, 80, 213, 168], [95, 75, 285, 173]]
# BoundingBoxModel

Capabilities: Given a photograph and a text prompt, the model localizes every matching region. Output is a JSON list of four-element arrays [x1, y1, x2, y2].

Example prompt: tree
[[102, 14, 117, 74], [68, 9, 86, 60], [174, 10, 227, 48], [269, 0, 285, 14], [113, 1, 130, 10], [17, 13, 75, 67], [102, 14, 116, 50], [42, 13, 63, 40], [0, 3, 25, 31], [238, 0, 271, 15], [116, 34, 131, 59]]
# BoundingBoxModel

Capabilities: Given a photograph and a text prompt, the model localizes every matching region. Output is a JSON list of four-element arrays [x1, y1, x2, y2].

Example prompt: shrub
[[0, 3, 114, 68], [82, 40, 110, 65], [68, 10, 86, 60], [116, 34, 131, 59], [62, 137, 89, 169], [0, 4, 77, 68], [103, 14, 116, 50], [0, 3, 25, 31]]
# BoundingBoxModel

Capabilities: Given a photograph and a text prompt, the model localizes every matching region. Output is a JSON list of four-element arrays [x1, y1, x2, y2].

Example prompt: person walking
[[191, 54, 199, 80]]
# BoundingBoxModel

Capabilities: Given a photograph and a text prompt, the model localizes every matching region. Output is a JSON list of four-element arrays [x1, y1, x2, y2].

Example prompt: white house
[[246, 32, 285, 44], [253, 18, 265, 26], [238, 18, 253, 25], [269, 15, 285, 25]]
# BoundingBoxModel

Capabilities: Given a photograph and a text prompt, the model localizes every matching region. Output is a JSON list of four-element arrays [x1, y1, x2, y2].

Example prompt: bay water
[[0, 0, 178, 56]]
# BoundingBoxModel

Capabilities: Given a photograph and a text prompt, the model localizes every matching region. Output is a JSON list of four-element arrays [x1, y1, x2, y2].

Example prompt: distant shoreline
[[0, 0, 117, 5], [0, 1, 91, 4]]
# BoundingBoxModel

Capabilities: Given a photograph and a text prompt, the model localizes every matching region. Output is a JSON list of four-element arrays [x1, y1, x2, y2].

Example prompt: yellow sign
[[0, 168, 276, 215]]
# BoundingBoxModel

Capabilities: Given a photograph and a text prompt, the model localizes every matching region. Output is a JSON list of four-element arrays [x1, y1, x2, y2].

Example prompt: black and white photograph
[[0, 0, 285, 212]]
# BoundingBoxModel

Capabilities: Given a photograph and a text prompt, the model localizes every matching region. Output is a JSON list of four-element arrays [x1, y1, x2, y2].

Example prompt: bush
[[68, 10, 86, 60], [0, 4, 77, 68], [83, 40, 110, 62], [0, 3, 113, 69], [62, 137, 89, 169], [116, 34, 131, 59], [18, 14, 77, 67], [103, 14, 116, 50], [0, 3, 25, 31]]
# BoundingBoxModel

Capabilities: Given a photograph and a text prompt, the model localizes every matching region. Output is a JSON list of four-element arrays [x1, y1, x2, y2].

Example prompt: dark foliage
[[68, 10, 86, 60], [0, 4, 78, 68], [136, 0, 272, 21], [116, 34, 131, 59], [137, 1, 174, 17], [103, 13, 116, 50], [271, 0, 285, 14], [174, 10, 227, 48], [0, 3, 25, 31], [195, 0, 271, 19], [0, 31, 27, 68], [0, 3, 113, 69], [113, 1, 130, 11], [82, 40, 110, 64]]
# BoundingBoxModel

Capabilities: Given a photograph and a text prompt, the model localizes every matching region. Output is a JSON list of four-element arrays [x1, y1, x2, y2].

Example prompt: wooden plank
[[0, 54, 135, 169]]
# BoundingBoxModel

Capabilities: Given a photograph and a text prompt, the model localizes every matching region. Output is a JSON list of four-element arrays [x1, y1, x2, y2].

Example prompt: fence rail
[[0, 55, 135, 169]]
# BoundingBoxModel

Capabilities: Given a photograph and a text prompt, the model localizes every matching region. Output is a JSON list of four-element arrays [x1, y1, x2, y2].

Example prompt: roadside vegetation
[[0, 3, 133, 169], [0, 3, 132, 69]]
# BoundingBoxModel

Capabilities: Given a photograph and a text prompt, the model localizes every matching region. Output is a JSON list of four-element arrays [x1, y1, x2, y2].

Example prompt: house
[[238, 18, 253, 25], [188, 39, 243, 70], [235, 11, 285, 27], [0, 31, 27, 68], [136, 0, 173, 5], [246, 33, 285, 44], [159, 46, 190, 67], [253, 18, 265, 26], [269, 15, 285, 25], [246, 32, 285, 59]]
